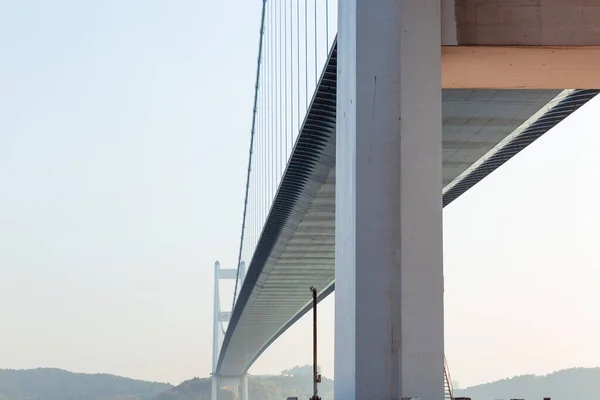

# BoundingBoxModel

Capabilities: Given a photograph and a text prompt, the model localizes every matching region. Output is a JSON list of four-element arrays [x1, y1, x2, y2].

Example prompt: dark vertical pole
[[310, 286, 320, 400]]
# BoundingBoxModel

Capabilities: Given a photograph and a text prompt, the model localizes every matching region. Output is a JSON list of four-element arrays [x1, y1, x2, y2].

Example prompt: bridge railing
[[234, 0, 338, 303]]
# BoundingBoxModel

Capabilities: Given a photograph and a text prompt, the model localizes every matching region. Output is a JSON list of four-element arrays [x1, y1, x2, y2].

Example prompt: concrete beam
[[454, 0, 600, 46], [442, 46, 600, 89]]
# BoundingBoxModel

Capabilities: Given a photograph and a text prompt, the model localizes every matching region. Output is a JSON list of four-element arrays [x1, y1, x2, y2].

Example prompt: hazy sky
[[1, 0, 599, 389]]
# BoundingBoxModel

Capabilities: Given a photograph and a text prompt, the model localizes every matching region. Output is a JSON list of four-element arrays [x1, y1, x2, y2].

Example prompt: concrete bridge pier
[[242, 374, 249, 400], [211, 375, 217, 400], [212, 260, 249, 400], [211, 375, 249, 400], [336, 1, 444, 400]]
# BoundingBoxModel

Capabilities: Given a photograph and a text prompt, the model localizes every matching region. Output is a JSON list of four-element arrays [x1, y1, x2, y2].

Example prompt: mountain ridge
[[0, 367, 171, 400], [0, 367, 170, 383], [1, 366, 599, 400], [455, 367, 600, 400]]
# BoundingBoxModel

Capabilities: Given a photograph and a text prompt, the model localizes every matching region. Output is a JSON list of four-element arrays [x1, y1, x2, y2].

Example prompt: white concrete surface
[[335, 1, 443, 399]]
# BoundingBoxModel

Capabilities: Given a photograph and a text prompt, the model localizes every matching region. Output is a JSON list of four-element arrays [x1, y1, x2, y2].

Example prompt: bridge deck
[[217, 44, 599, 376]]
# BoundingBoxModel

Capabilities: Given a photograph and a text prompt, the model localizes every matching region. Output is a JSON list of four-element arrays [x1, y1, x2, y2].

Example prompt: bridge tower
[[212, 260, 248, 400], [335, 1, 444, 399]]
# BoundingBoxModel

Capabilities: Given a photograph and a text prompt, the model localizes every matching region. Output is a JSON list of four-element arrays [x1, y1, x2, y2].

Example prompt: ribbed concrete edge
[[215, 42, 338, 375]]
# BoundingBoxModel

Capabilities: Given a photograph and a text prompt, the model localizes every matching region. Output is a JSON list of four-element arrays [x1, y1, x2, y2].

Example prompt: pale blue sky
[[1, 0, 599, 389]]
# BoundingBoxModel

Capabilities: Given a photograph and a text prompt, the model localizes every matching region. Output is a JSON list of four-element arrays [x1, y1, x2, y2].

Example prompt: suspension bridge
[[210, 1, 600, 399]]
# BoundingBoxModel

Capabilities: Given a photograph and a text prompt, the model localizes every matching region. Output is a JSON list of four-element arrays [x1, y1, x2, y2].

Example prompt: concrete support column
[[212, 261, 220, 400], [241, 374, 249, 400], [211, 376, 247, 400], [211, 375, 218, 400], [212, 262, 220, 374], [335, 1, 444, 400]]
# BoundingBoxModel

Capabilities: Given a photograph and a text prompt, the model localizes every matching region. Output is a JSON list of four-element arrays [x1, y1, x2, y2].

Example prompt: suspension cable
[[232, 0, 268, 311]]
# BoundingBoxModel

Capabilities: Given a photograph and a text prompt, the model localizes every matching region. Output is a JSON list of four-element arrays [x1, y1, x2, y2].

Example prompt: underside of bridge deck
[[216, 41, 599, 377]]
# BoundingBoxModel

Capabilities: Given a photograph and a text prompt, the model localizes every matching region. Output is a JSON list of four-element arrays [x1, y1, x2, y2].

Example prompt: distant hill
[[149, 377, 232, 400], [455, 367, 600, 400], [0, 368, 171, 400], [151, 371, 333, 400], [153, 366, 597, 400], [248, 374, 333, 400], [153, 367, 599, 400], [1, 365, 598, 400]]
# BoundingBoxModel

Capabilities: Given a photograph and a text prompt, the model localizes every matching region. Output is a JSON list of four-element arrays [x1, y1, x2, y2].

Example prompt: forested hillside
[[455, 367, 600, 400], [1, 366, 598, 400], [151, 373, 333, 400], [0, 368, 171, 400]]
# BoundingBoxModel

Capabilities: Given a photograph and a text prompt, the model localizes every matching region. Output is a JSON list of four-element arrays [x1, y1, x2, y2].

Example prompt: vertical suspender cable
[[280, 0, 284, 172], [281, 0, 288, 164], [232, 0, 268, 311], [273, 1, 277, 187], [326, 0, 329, 55], [260, 36, 265, 239], [304, 0, 308, 110], [290, 0, 294, 148], [297, 0, 300, 136], [282, 0, 288, 159], [271, 2, 274, 197], [275, 0, 280, 185], [270, 2, 275, 206], [268, 3, 272, 207], [314, 0, 317, 85], [289, 0, 293, 151], [255, 60, 260, 250], [259, 53, 262, 240], [262, 6, 266, 224], [262, 21, 266, 232], [255, 88, 259, 251], [261, 32, 265, 238]]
